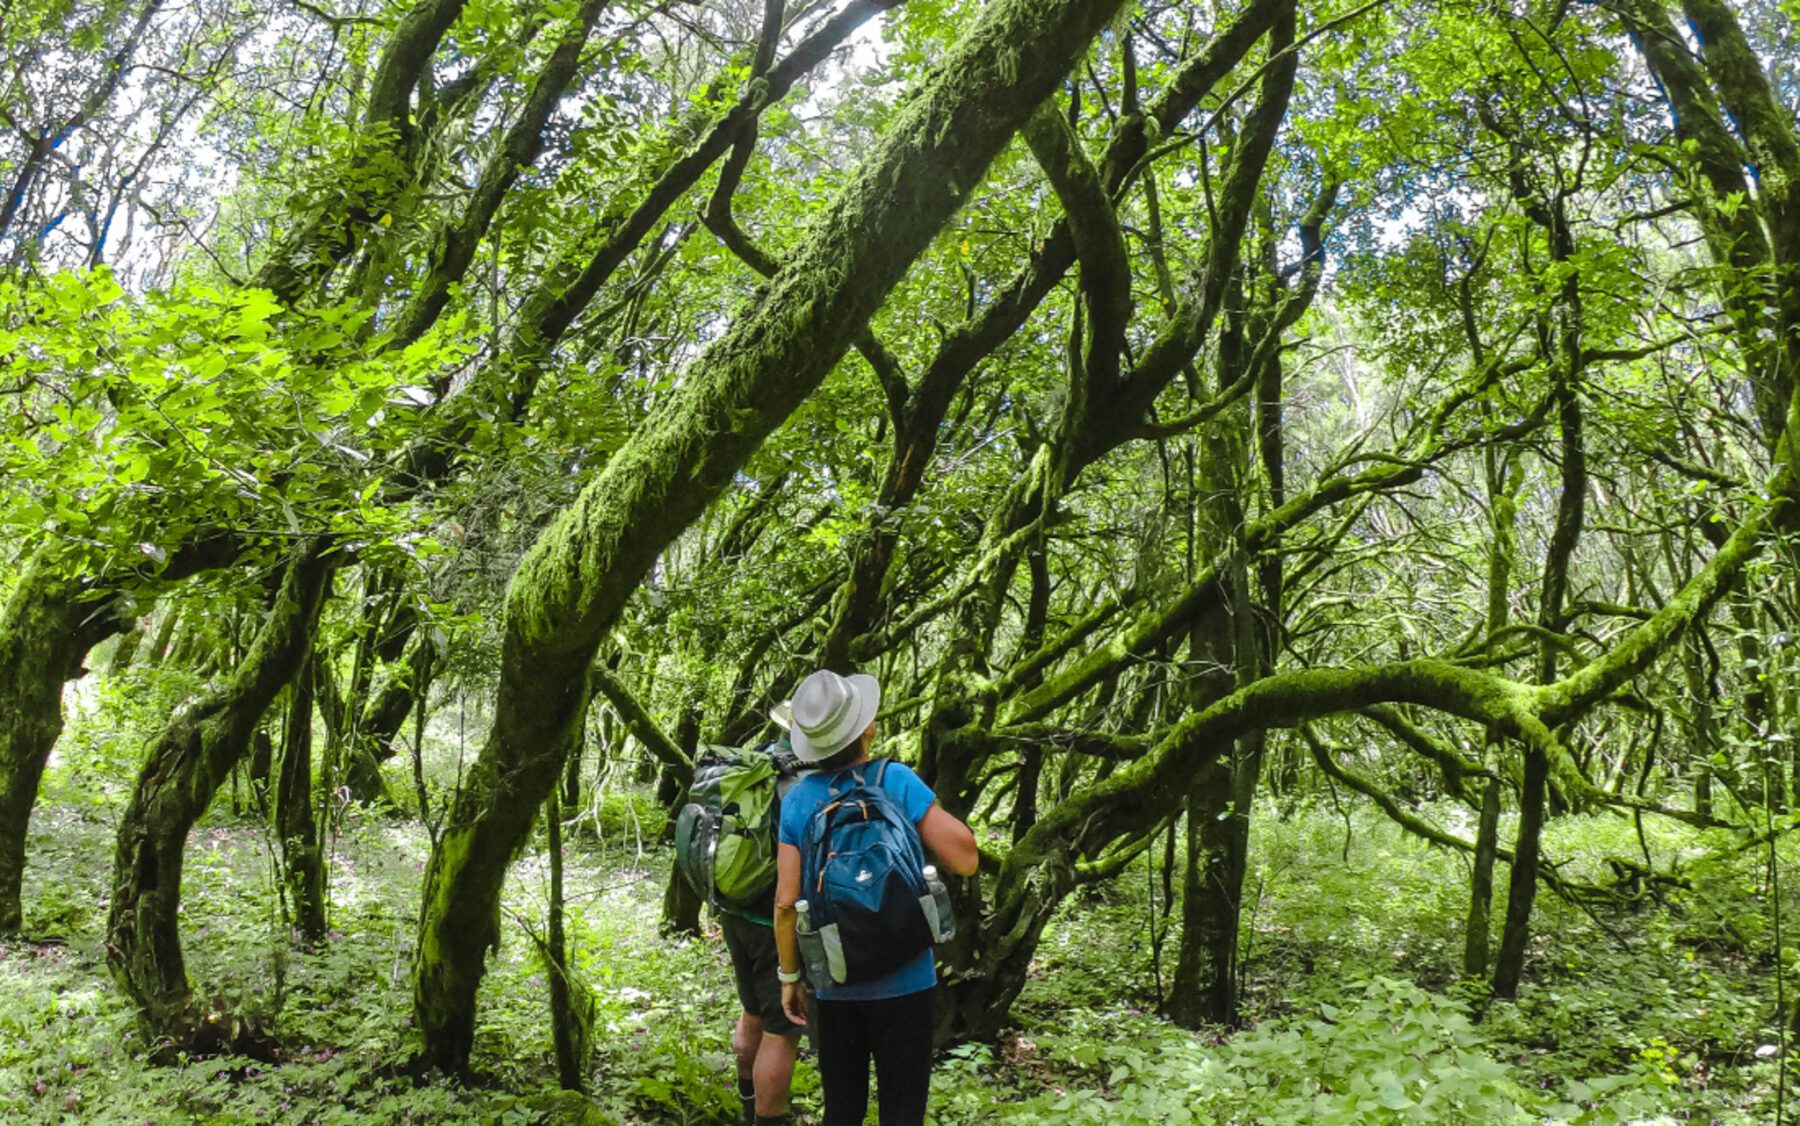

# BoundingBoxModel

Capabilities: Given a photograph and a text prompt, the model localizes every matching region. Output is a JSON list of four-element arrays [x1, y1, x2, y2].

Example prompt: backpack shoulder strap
[[873, 758, 892, 787], [830, 761, 874, 795], [825, 767, 851, 797]]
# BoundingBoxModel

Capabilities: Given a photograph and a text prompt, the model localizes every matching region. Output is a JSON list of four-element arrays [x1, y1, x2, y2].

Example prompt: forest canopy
[[3, 0, 1800, 1120]]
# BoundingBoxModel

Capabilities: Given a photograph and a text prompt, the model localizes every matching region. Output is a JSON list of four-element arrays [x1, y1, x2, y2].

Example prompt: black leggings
[[814, 988, 934, 1126]]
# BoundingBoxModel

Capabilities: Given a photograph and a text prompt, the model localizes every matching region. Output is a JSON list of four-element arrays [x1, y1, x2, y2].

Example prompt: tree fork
[[821, 0, 1295, 668], [105, 545, 332, 1047], [252, 0, 469, 306]]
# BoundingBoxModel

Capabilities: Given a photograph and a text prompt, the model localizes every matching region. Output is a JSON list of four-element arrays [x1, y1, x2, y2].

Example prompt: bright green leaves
[[0, 269, 462, 582]]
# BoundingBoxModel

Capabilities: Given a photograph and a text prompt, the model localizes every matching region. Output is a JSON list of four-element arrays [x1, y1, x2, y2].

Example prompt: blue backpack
[[797, 760, 937, 985]]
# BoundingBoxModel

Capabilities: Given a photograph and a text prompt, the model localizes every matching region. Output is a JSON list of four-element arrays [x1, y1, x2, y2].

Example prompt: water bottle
[[794, 899, 834, 986], [921, 864, 956, 943]]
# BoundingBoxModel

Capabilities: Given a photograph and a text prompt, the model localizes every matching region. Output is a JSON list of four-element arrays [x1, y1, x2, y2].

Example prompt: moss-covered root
[[409, 0, 1130, 1076], [0, 555, 130, 936], [105, 546, 331, 1047]]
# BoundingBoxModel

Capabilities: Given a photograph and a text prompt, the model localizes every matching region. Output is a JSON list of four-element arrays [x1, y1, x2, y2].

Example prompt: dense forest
[[3, 0, 1800, 1120]]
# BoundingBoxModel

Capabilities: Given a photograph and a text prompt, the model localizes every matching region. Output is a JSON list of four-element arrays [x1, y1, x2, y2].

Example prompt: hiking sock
[[753, 1116, 793, 1126], [737, 1078, 756, 1126]]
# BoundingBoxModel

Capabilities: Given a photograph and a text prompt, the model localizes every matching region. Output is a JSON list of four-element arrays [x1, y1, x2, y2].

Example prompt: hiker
[[722, 857, 803, 1126], [772, 669, 979, 1126], [722, 712, 804, 1126], [672, 715, 805, 1126]]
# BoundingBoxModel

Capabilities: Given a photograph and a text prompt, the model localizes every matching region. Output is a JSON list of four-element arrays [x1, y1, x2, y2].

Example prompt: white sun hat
[[787, 669, 880, 763]]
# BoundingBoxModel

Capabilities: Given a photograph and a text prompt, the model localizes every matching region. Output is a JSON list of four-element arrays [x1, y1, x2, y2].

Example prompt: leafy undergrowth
[[2, 767, 1796, 1122], [2, 787, 762, 1124], [950, 800, 1797, 1124]]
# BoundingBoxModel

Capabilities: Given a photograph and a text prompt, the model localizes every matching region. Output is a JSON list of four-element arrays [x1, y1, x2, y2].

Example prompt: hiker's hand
[[782, 981, 809, 1027]]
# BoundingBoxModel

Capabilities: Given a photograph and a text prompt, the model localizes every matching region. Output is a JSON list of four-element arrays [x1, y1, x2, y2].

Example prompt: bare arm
[[775, 842, 807, 1026], [918, 802, 979, 877]]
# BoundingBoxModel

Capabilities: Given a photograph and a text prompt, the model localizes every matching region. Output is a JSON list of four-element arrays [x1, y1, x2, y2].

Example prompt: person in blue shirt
[[772, 670, 979, 1126]]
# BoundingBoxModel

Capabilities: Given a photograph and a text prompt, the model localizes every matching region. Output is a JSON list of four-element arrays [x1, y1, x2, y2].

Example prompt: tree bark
[[1169, 364, 1260, 1028], [1491, 740, 1548, 999], [1462, 776, 1502, 979], [106, 546, 331, 1046], [660, 710, 703, 936], [248, 728, 274, 804], [1466, 425, 1518, 980], [1170, 725, 1241, 1027], [145, 605, 181, 668], [277, 656, 328, 941], [1009, 540, 1052, 844], [546, 784, 588, 1090], [0, 560, 131, 935]]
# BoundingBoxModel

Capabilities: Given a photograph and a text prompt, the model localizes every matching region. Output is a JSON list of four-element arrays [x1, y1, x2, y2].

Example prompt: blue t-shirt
[[779, 759, 938, 1000]]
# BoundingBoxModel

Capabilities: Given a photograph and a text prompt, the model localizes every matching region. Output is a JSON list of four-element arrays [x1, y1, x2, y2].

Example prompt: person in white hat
[[770, 669, 978, 1126]]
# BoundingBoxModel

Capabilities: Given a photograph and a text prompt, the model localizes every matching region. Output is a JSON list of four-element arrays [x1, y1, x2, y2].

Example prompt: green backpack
[[673, 743, 797, 920]]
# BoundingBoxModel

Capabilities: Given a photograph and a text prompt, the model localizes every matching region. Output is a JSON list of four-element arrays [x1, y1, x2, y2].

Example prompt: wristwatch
[[777, 966, 803, 984]]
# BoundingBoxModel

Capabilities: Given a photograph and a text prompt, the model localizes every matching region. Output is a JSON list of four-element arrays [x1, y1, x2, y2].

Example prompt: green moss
[[0, 556, 130, 935]]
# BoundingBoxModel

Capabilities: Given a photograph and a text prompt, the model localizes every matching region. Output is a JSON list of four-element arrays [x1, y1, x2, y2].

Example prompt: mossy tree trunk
[[410, 0, 1132, 1074], [145, 606, 181, 668], [1168, 286, 1262, 1030], [1466, 429, 1520, 980], [1174, 591, 1267, 1028], [545, 787, 586, 1091], [1159, 46, 1318, 1027], [1007, 542, 1051, 843], [1169, 705, 1240, 1027], [0, 560, 131, 935], [106, 546, 332, 1046], [1489, 144, 1586, 1001], [1681, 628, 1721, 818], [340, 629, 436, 808], [276, 654, 328, 942], [1463, 777, 1503, 980], [660, 710, 703, 936]]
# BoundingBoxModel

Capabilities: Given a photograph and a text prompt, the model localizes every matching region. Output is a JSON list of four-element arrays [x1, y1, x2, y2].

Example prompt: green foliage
[[0, 271, 467, 579], [9, 0, 1800, 1122], [970, 800, 1795, 1124], [6, 757, 1798, 1123], [938, 979, 1542, 1124], [52, 660, 211, 811]]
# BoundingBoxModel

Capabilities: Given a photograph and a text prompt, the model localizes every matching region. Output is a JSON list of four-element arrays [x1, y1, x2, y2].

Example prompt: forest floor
[[0, 721, 1794, 1122]]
